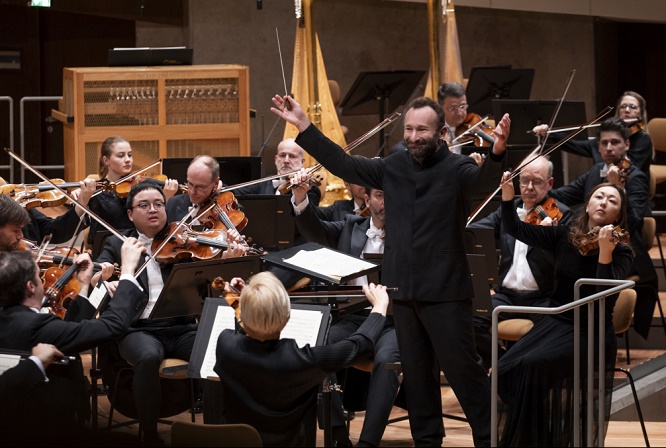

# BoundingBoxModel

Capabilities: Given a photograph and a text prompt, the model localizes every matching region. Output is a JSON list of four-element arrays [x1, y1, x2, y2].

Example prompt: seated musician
[[548, 117, 657, 339], [314, 180, 368, 222], [437, 81, 494, 151], [166, 154, 221, 224], [234, 138, 321, 206], [0, 238, 148, 444], [214, 271, 389, 448], [533, 91, 652, 175], [291, 169, 398, 447], [78, 136, 179, 246], [96, 180, 240, 445], [468, 156, 573, 369]]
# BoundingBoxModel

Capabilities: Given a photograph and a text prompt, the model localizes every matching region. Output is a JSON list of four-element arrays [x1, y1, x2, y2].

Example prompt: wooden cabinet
[[52, 65, 250, 180]]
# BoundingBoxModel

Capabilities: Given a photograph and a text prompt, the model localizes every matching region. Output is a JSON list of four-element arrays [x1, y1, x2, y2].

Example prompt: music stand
[[148, 256, 262, 320], [464, 227, 499, 285], [236, 194, 295, 250], [467, 254, 492, 316], [465, 67, 534, 117], [340, 70, 426, 155]]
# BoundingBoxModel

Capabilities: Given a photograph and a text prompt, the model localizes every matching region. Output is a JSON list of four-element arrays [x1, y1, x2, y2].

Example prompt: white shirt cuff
[[291, 195, 310, 215], [28, 356, 49, 382]]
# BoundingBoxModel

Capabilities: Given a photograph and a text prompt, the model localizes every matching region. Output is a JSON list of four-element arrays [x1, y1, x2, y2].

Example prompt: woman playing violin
[[533, 91, 653, 175], [496, 175, 632, 446]]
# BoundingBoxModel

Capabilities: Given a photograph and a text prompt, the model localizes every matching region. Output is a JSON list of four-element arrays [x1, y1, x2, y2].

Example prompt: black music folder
[[188, 299, 331, 379], [148, 256, 261, 320]]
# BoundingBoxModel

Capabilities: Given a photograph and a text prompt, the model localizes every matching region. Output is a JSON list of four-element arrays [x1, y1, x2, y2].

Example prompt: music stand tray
[[236, 194, 295, 250], [465, 67, 534, 118], [148, 256, 262, 320], [261, 242, 380, 286]]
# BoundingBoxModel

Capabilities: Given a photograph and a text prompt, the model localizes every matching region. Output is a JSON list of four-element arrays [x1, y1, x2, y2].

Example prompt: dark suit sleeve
[[467, 206, 502, 240], [31, 279, 147, 355], [295, 203, 345, 249], [0, 359, 45, 399], [27, 207, 85, 244], [234, 183, 262, 197], [629, 131, 653, 173], [63, 296, 97, 322], [306, 312, 385, 372], [625, 169, 651, 234], [457, 148, 506, 198], [553, 131, 596, 159], [500, 200, 560, 253], [549, 172, 588, 207], [95, 235, 123, 265]]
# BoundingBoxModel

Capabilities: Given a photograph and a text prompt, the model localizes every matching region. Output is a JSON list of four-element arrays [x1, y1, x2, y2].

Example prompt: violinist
[[532, 91, 653, 175], [0, 239, 149, 445], [550, 117, 657, 339], [80, 136, 179, 246], [292, 172, 398, 447], [437, 82, 494, 151], [495, 177, 632, 446], [468, 156, 573, 370], [95, 181, 241, 445], [166, 154, 222, 224]]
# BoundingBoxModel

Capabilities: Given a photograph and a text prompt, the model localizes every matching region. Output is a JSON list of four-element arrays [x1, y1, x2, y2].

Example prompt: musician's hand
[[500, 171, 515, 201], [539, 216, 555, 227], [91, 262, 115, 287], [291, 168, 311, 205], [74, 178, 97, 216], [226, 228, 241, 244], [532, 124, 549, 137], [598, 224, 617, 263], [104, 280, 119, 298], [271, 95, 311, 133], [363, 283, 389, 316], [163, 178, 179, 201], [73, 252, 94, 293], [120, 237, 146, 276], [606, 165, 626, 187], [229, 277, 245, 292], [469, 152, 485, 167], [222, 243, 245, 259], [491, 113, 511, 155], [32, 343, 64, 369]]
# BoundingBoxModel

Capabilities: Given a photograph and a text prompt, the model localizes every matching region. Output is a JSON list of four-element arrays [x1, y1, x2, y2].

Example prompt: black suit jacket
[[296, 203, 370, 257], [296, 123, 505, 302], [214, 312, 385, 447], [0, 358, 45, 400], [313, 198, 357, 222], [469, 197, 573, 296], [234, 179, 322, 206], [24, 207, 84, 244]]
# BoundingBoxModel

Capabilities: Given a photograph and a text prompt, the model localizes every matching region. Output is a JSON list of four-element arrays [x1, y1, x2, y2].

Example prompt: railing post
[[19, 96, 63, 183]]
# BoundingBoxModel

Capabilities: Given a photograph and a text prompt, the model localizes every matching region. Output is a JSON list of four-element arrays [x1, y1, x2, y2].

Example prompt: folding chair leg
[[616, 368, 650, 447], [624, 331, 631, 365]]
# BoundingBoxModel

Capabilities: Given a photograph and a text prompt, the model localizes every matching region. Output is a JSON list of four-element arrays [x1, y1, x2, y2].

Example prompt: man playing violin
[[438, 82, 494, 151], [550, 117, 657, 338], [166, 154, 222, 225], [468, 155, 573, 369], [533, 91, 653, 175], [0, 238, 149, 444], [272, 93, 510, 447]]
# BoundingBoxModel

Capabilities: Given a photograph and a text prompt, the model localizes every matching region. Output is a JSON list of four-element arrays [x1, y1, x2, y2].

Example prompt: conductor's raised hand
[[500, 171, 515, 201], [363, 283, 389, 316], [491, 113, 511, 156], [271, 95, 311, 133], [120, 237, 146, 276]]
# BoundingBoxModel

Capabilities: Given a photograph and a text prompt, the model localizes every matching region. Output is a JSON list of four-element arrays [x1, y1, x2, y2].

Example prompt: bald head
[[518, 156, 554, 210], [275, 139, 305, 175], [186, 155, 220, 205]]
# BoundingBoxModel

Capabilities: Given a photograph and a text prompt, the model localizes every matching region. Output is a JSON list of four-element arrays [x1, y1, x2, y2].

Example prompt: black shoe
[[332, 425, 353, 447]]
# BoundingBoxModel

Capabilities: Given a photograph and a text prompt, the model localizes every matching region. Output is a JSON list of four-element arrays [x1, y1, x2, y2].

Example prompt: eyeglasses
[[132, 201, 166, 211], [444, 104, 468, 112], [519, 178, 546, 188], [619, 104, 639, 110], [187, 181, 214, 192]]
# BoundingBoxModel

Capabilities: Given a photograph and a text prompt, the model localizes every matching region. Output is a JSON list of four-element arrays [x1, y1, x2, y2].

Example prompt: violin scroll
[[524, 198, 563, 226], [577, 225, 629, 256]]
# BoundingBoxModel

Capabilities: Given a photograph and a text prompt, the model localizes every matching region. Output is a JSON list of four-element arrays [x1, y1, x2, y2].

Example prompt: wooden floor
[[82, 348, 665, 446]]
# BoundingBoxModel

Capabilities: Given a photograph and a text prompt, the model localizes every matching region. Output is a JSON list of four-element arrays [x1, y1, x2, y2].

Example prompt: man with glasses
[[548, 116, 657, 339], [166, 154, 222, 224], [468, 156, 572, 369], [532, 91, 653, 175], [97, 181, 200, 445]]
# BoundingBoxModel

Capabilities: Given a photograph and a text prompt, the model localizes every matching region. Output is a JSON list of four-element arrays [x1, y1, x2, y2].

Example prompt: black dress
[[497, 200, 633, 447], [86, 190, 134, 245]]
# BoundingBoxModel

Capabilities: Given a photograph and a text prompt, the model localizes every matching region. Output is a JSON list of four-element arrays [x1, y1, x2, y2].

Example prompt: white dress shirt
[[501, 206, 539, 291]]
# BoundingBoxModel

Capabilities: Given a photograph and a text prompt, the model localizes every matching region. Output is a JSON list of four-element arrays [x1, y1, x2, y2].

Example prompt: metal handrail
[[0, 96, 14, 182], [19, 96, 63, 183], [490, 278, 635, 447]]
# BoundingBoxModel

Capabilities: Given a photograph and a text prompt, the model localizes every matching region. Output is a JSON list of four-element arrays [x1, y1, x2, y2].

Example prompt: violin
[[577, 225, 629, 256], [627, 121, 645, 137], [19, 239, 122, 276], [114, 174, 187, 198], [211, 276, 243, 327], [41, 262, 82, 319], [612, 155, 634, 182], [524, 198, 563, 226], [279, 171, 326, 195], [0, 179, 71, 209], [454, 113, 494, 147], [198, 191, 248, 233]]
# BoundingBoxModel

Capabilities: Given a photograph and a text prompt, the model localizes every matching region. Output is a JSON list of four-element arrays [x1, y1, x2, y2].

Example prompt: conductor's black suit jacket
[[296, 124, 505, 302]]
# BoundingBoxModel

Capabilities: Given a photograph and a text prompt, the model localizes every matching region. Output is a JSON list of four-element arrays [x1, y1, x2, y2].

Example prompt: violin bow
[[92, 158, 163, 198], [4, 148, 128, 242], [536, 69, 576, 153], [465, 106, 613, 226], [451, 115, 491, 144]]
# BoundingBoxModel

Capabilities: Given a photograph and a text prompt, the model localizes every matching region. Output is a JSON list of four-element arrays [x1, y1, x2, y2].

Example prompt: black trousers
[[327, 314, 400, 446], [118, 326, 196, 437], [393, 299, 490, 447]]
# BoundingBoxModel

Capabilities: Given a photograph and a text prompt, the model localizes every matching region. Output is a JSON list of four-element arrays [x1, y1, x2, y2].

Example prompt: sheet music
[[283, 248, 375, 280], [281, 309, 323, 348], [200, 306, 236, 379], [0, 354, 21, 375]]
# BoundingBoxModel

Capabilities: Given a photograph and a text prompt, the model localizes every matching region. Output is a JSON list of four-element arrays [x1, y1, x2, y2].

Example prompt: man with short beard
[[272, 94, 510, 447]]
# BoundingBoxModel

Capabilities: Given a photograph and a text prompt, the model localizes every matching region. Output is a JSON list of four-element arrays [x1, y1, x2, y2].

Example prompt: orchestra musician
[[272, 94, 510, 446], [468, 156, 573, 370], [166, 154, 223, 225], [438, 82, 494, 151], [292, 171, 398, 447], [213, 271, 390, 447], [313, 180, 368, 222], [0, 239, 148, 444], [549, 117, 657, 339], [533, 91, 653, 175]]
